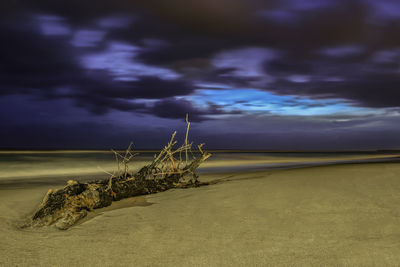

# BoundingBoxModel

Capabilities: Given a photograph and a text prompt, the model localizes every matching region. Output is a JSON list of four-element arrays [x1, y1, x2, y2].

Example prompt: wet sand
[[1, 162, 400, 266], [1, 151, 398, 181]]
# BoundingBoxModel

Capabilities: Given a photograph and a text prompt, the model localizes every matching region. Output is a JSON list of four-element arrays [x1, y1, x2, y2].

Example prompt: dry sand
[[1, 162, 400, 266]]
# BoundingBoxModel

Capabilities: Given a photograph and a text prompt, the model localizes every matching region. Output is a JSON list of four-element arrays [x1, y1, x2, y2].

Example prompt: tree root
[[22, 117, 211, 230]]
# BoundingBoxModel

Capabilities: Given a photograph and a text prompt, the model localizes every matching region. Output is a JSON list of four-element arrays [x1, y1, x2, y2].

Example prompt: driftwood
[[24, 116, 211, 230]]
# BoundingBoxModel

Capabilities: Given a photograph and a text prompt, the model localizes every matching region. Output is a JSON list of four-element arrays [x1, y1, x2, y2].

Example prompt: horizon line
[[1, 149, 400, 154]]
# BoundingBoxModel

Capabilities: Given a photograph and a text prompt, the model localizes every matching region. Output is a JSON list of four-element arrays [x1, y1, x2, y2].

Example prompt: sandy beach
[[1, 158, 400, 266]]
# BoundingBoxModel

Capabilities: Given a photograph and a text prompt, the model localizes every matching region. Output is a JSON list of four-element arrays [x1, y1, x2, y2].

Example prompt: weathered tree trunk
[[23, 122, 211, 230]]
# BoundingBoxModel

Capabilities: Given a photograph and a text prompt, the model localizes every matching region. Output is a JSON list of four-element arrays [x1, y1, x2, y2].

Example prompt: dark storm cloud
[[264, 49, 400, 107], [266, 57, 313, 76], [139, 1, 369, 62], [151, 98, 242, 122], [0, 12, 240, 123], [3, 0, 400, 108], [22, 0, 373, 64], [69, 77, 196, 115], [102, 0, 400, 110], [0, 14, 200, 119], [0, 16, 78, 94], [114, 77, 194, 99]]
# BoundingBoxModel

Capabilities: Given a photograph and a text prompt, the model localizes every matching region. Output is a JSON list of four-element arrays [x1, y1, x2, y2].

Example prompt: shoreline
[[1, 155, 399, 189]]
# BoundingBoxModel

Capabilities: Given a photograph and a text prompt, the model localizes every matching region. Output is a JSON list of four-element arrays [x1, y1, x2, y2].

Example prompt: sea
[[1, 150, 399, 188]]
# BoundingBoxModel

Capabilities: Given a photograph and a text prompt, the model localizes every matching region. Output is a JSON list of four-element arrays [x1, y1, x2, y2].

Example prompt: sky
[[1, 0, 400, 150]]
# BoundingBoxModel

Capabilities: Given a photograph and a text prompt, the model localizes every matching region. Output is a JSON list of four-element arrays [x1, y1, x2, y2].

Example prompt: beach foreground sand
[[1, 163, 400, 266]]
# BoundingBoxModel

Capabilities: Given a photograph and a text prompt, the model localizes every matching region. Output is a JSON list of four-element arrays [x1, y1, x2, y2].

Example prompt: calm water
[[1, 151, 399, 184]]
